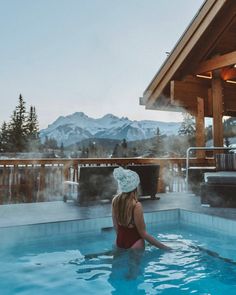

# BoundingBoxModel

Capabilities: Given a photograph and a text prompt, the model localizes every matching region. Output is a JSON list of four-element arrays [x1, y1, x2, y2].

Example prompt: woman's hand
[[134, 202, 172, 250]]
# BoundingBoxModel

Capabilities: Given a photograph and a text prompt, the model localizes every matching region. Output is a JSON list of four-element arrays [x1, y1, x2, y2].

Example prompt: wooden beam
[[186, 2, 236, 74], [223, 99, 236, 115], [170, 78, 236, 117], [220, 67, 236, 80], [212, 72, 223, 147], [223, 84, 236, 114], [170, 80, 208, 101], [145, 76, 236, 117], [207, 88, 213, 117], [144, 0, 226, 108], [196, 51, 236, 74], [224, 110, 236, 117], [196, 97, 205, 158], [170, 80, 212, 115]]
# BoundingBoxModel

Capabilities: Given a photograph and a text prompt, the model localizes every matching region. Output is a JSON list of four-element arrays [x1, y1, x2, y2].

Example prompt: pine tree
[[156, 127, 164, 156], [178, 113, 196, 136], [131, 147, 139, 157], [112, 143, 120, 158], [0, 94, 41, 153], [43, 136, 58, 151], [26, 106, 40, 151], [223, 117, 236, 138], [60, 142, 65, 157], [178, 113, 196, 148], [146, 128, 165, 157], [121, 139, 128, 157], [26, 106, 39, 138], [8, 94, 27, 152], [0, 121, 10, 152], [121, 139, 127, 149]]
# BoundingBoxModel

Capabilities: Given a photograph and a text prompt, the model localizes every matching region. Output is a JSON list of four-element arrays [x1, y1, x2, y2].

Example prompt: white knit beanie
[[113, 167, 140, 193]]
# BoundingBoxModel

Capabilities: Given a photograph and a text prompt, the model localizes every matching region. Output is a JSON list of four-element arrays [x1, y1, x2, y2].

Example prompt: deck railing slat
[[0, 157, 215, 204]]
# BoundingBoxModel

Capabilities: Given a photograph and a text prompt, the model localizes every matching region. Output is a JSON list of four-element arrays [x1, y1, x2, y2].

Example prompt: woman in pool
[[112, 166, 171, 250]]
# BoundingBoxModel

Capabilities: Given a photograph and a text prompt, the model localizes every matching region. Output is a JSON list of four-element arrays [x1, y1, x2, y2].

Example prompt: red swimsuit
[[116, 224, 142, 249]]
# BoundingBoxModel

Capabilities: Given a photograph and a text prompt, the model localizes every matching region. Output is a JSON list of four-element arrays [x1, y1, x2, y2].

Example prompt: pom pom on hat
[[113, 166, 140, 193]]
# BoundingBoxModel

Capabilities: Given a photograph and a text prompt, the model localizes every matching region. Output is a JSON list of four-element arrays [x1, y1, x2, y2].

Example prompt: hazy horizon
[[0, 0, 204, 129]]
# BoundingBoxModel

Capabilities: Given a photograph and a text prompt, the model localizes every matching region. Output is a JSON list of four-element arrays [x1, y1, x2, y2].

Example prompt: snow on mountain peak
[[39, 111, 181, 146], [102, 113, 118, 119], [72, 112, 88, 118]]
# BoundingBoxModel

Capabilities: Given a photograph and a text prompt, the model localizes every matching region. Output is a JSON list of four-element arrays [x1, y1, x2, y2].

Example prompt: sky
[[0, 0, 204, 130]]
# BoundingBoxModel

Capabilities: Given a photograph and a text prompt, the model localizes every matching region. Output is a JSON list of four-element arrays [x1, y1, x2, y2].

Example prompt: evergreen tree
[[112, 141, 128, 158], [156, 127, 164, 156], [131, 147, 139, 157], [26, 106, 40, 151], [146, 128, 165, 157], [0, 94, 41, 153], [121, 139, 128, 157], [88, 141, 97, 157], [112, 143, 120, 158], [60, 142, 64, 155], [26, 106, 39, 139], [0, 121, 10, 152], [223, 117, 236, 137], [121, 139, 127, 149], [43, 136, 58, 150], [8, 94, 27, 152], [178, 113, 196, 136], [178, 113, 196, 149]]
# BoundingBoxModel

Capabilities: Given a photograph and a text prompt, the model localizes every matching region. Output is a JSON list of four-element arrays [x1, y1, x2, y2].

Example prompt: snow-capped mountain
[[39, 112, 181, 146]]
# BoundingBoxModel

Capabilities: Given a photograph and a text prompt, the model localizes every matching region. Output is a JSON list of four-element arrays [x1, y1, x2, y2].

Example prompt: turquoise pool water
[[0, 223, 236, 295]]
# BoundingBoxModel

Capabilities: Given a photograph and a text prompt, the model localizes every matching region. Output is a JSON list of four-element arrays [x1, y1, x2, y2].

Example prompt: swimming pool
[[0, 210, 236, 295]]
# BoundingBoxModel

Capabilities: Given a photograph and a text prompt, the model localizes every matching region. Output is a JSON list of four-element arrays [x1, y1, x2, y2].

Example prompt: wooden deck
[[1, 192, 236, 228]]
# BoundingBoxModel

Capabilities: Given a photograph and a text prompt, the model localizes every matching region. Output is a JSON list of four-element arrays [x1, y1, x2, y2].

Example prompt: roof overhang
[[141, 0, 236, 117]]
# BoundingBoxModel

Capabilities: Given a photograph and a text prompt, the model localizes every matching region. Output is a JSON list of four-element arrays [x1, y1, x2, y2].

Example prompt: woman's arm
[[111, 201, 118, 234], [134, 202, 171, 250]]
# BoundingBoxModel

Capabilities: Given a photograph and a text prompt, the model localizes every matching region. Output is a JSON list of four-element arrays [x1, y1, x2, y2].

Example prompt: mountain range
[[39, 112, 182, 146]]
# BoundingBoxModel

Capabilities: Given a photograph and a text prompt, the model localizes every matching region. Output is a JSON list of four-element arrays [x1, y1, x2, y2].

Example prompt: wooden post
[[25, 166, 32, 203], [2, 165, 7, 204], [39, 164, 46, 202], [73, 162, 79, 182], [212, 71, 223, 147], [196, 96, 205, 158], [63, 163, 70, 181]]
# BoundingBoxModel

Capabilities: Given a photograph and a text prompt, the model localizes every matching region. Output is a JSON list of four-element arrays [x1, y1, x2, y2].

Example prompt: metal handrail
[[186, 146, 236, 191]]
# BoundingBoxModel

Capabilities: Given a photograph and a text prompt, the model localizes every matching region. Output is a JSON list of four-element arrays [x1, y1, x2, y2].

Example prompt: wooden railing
[[0, 157, 215, 204]]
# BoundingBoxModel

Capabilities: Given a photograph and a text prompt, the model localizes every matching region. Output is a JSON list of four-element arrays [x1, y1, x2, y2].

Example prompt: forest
[[1, 95, 236, 158]]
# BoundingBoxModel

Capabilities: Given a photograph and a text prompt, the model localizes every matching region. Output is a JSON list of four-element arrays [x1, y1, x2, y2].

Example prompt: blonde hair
[[112, 190, 137, 226]]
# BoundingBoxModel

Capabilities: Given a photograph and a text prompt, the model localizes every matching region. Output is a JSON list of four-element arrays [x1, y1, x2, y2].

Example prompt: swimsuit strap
[[128, 202, 137, 226]]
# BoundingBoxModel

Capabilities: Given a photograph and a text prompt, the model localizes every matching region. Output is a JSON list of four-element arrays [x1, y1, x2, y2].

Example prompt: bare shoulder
[[134, 201, 143, 212], [133, 202, 145, 226]]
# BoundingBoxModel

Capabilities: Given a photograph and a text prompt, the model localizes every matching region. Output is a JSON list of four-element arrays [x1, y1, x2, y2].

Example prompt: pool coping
[[1, 208, 236, 248], [1, 192, 236, 229]]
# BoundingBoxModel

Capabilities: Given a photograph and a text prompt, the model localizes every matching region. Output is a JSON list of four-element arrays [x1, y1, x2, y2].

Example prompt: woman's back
[[113, 195, 142, 249]]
